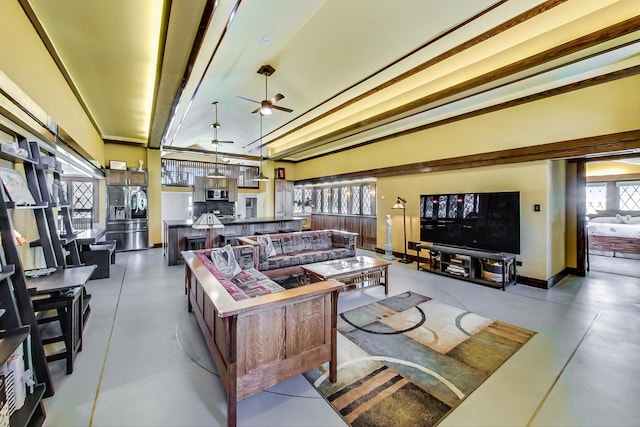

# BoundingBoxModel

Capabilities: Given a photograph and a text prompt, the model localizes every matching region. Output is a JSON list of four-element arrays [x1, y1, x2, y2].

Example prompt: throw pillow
[[257, 234, 277, 258], [615, 213, 632, 224], [210, 244, 242, 278]]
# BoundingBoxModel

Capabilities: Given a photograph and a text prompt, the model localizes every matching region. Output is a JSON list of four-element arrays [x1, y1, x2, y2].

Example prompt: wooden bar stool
[[32, 286, 83, 375], [218, 234, 239, 247], [185, 236, 206, 251]]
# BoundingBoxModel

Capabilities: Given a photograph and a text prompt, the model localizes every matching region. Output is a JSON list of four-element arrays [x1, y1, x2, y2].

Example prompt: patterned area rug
[[304, 292, 535, 427]]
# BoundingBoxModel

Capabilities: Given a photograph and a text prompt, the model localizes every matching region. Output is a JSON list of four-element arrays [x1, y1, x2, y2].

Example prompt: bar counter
[[163, 217, 303, 266]]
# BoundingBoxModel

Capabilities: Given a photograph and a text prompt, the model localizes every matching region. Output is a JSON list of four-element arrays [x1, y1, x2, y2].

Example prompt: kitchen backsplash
[[193, 201, 234, 219]]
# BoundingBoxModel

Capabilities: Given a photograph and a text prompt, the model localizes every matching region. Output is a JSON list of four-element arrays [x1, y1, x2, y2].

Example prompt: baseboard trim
[[517, 268, 571, 289]]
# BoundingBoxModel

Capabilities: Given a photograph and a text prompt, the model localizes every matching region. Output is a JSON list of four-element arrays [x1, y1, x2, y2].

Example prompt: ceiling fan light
[[260, 101, 272, 115]]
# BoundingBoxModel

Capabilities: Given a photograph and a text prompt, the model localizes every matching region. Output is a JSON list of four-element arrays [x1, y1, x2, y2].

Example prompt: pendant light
[[207, 102, 225, 179], [254, 114, 269, 182]]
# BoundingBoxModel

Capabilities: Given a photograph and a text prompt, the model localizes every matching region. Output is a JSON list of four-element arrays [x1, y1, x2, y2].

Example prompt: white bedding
[[587, 222, 640, 239]]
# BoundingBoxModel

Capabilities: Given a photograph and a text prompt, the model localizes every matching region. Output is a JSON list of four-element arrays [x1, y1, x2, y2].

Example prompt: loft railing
[[161, 158, 260, 189]]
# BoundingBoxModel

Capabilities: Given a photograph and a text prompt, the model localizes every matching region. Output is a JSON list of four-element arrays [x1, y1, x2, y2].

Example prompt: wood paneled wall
[[311, 214, 376, 250]]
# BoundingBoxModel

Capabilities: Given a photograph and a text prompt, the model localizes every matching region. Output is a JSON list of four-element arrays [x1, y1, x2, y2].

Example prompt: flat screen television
[[419, 191, 520, 254]]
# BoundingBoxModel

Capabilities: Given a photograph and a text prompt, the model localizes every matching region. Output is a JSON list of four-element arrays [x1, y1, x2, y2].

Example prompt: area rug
[[304, 291, 535, 427]]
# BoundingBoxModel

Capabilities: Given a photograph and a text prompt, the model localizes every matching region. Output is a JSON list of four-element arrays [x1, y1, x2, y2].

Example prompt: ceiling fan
[[236, 65, 293, 115], [205, 101, 234, 146]]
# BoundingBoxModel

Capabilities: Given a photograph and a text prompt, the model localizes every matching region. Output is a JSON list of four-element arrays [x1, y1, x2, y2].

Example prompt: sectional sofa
[[181, 246, 341, 427], [237, 229, 358, 279]]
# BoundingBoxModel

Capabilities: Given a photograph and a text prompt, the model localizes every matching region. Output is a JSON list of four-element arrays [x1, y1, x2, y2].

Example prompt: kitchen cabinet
[[193, 176, 206, 202], [106, 169, 147, 186], [275, 180, 294, 217], [227, 178, 238, 202], [193, 177, 238, 202]]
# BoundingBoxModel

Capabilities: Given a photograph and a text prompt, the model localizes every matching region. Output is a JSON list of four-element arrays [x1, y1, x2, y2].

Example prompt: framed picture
[[109, 160, 127, 170], [275, 167, 286, 180], [0, 167, 36, 205]]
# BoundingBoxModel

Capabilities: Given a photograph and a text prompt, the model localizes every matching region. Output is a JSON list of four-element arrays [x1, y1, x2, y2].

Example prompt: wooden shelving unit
[[0, 138, 49, 425], [416, 243, 517, 291]]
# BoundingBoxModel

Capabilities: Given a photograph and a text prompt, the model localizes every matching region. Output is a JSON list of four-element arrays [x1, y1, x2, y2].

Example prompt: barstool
[[218, 234, 239, 247], [32, 286, 83, 375], [185, 236, 206, 251]]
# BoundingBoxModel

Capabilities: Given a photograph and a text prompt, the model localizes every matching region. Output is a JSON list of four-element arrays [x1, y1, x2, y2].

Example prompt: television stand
[[415, 244, 516, 291]]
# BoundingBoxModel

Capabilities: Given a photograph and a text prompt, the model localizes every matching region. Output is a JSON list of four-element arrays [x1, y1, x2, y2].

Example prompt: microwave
[[206, 189, 228, 200]]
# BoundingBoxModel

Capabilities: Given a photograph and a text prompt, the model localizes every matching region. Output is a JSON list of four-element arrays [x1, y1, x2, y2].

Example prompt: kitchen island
[[163, 217, 303, 266]]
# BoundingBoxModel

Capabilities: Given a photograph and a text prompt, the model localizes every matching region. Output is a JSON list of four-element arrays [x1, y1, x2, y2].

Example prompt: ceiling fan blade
[[218, 140, 234, 144], [272, 104, 293, 113], [251, 106, 261, 114], [270, 93, 285, 104], [236, 95, 261, 104]]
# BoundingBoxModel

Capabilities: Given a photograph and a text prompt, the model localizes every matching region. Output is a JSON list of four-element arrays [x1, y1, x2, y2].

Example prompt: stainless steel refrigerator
[[106, 185, 149, 251]]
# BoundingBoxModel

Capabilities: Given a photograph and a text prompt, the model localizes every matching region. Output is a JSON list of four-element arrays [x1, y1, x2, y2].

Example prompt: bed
[[587, 212, 640, 256]]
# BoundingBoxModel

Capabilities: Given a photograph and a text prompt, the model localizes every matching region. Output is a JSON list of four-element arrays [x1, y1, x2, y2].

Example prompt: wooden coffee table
[[302, 256, 390, 294]]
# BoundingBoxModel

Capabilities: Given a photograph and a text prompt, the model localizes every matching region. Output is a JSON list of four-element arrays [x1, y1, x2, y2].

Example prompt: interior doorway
[[583, 157, 640, 278], [245, 197, 257, 218]]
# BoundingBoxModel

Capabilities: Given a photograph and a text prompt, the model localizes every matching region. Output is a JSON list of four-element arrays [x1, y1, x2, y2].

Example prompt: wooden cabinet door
[[275, 180, 294, 217], [129, 171, 147, 186], [227, 178, 238, 202], [206, 177, 227, 189], [193, 176, 206, 202], [105, 170, 127, 185]]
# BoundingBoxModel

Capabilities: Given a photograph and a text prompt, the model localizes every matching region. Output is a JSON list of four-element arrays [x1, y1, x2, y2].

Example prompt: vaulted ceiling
[[20, 0, 640, 165]]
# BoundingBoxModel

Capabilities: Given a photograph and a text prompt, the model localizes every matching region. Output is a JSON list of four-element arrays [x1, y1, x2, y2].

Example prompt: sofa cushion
[[332, 232, 356, 249], [257, 234, 277, 260], [230, 268, 286, 298], [233, 245, 257, 270], [259, 254, 301, 272], [258, 248, 353, 271], [310, 231, 333, 250], [280, 233, 305, 255], [210, 244, 242, 278], [196, 252, 285, 301]]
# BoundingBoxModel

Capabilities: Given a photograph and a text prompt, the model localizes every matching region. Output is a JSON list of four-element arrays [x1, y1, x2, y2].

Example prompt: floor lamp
[[392, 196, 410, 263]]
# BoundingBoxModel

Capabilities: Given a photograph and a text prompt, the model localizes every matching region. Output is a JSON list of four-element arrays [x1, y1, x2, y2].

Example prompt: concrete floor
[[40, 248, 640, 426]]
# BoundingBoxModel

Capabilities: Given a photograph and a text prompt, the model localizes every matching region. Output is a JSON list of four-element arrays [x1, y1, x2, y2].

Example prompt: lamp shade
[[392, 196, 406, 209], [192, 213, 225, 229], [207, 170, 225, 178], [254, 170, 269, 181]]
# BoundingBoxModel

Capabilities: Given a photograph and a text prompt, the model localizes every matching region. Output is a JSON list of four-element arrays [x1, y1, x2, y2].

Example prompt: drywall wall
[[376, 161, 549, 280]]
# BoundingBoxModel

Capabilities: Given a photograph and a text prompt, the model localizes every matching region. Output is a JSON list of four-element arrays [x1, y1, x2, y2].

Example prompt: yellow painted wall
[[0, 0, 104, 164], [375, 161, 549, 280], [147, 149, 162, 245], [294, 75, 640, 181], [548, 160, 566, 278], [104, 143, 148, 170], [291, 75, 640, 282], [565, 162, 578, 269]]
